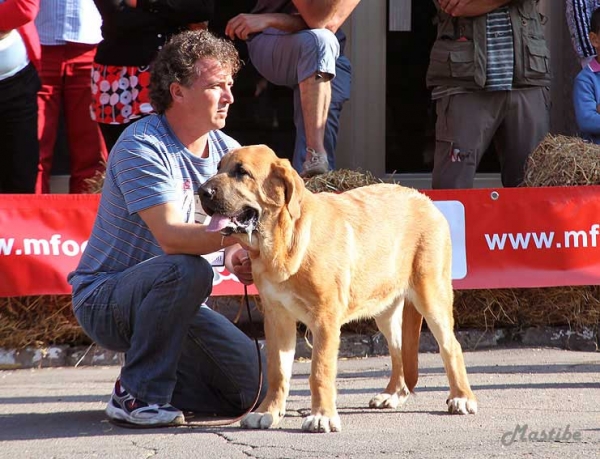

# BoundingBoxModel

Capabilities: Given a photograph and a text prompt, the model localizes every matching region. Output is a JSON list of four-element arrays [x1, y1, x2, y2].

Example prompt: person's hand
[[225, 14, 271, 40], [439, 0, 506, 17], [123, 0, 137, 7], [228, 246, 253, 285], [438, 0, 474, 16]]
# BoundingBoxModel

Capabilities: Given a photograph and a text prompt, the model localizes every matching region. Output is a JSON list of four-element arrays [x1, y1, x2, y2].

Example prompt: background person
[[427, 0, 551, 189], [35, 0, 108, 193], [92, 0, 214, 152], [566, 0, 600, 67], [0, 0, 41, 193], [68, 30, 265, 428], [225, 0, 360, 177]]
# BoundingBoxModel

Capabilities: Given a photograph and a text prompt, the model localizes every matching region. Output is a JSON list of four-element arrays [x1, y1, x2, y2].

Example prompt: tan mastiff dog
[[199, 145, 477, 433]]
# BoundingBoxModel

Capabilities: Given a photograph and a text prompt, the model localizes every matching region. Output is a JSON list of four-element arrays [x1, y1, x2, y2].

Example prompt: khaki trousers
[[432, 87, 550, 189]]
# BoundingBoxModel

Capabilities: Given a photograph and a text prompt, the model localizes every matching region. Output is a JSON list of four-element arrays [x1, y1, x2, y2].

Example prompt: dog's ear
[[272, 159, 304, 219]]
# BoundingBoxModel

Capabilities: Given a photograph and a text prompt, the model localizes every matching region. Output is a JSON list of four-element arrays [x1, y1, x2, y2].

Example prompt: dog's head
[[199, 144, 305, 249]]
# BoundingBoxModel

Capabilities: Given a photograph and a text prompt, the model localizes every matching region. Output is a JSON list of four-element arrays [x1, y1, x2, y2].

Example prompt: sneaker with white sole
[[105, 378, 185, 427], [301, 148, 329, 177]]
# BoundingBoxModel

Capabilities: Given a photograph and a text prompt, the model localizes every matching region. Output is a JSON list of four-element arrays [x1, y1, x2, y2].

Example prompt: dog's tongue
[[205, 214, 232, 232]]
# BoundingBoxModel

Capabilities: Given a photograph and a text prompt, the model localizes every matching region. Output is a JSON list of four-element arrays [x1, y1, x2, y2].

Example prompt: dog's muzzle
[[199, 182, 259, 237]]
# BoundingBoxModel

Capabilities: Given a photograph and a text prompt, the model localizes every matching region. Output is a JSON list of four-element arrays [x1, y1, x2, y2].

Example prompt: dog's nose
[[199, 183, 216, 199]]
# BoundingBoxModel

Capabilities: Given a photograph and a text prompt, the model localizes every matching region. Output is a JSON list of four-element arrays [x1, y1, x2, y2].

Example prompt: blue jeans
[[248, 28, 352, 172], [73, 254, 266, 415]]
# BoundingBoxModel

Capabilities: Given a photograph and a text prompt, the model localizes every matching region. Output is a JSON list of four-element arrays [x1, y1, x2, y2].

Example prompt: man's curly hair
[[149, 30, 242, 114]]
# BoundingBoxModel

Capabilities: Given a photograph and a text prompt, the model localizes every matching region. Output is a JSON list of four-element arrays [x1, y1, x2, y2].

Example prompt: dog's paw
[[369, 389, 409, 409], [301, 414, 342, 433], [447, 397, 478, 415], [241, 412, 278, 429]]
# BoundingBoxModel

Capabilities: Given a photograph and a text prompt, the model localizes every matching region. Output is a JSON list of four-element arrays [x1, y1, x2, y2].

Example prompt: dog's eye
[[233, 163, 251, 179]]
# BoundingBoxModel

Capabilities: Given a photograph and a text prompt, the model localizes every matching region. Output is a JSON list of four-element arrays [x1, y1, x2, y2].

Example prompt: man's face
[[177, 58, 234, 131]]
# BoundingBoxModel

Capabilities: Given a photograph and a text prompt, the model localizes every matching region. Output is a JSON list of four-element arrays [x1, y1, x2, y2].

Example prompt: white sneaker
[[105, 378, 185, 427], [301, 148, 329, 177]]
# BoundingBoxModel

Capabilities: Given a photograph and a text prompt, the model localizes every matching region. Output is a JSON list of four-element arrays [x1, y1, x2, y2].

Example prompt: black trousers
[[0, 63, 41, 193]]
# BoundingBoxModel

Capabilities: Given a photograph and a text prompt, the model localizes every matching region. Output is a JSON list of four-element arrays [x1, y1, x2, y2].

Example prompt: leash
[[180, 285, 264, 427], [111, 285, 264, 429]]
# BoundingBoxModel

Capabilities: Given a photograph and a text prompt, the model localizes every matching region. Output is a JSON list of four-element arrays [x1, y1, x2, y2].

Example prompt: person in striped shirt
[[426, 0, 550, 189], [68, 30, 266, 428], [566, 0, 600, 66], [35, 0, 108, 193]]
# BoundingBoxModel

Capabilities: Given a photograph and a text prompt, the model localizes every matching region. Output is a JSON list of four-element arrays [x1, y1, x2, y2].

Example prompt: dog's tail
[[402, 301, 423, 392]]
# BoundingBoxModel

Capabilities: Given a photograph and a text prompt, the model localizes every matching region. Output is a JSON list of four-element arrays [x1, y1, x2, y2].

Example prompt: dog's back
[[293, 183, 452, 324]]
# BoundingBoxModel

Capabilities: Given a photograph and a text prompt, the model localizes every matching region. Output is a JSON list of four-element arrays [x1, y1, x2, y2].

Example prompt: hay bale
[[0, 296, 89, 349], [523, 134, 600, 187], [84, 164, 106, 194], [454, 287, 600, 330], [305, 168, 382, 192]]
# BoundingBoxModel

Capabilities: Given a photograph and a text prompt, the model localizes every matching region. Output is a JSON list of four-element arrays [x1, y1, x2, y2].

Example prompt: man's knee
[[296, 29, 340, 81], [164, 254, 214, 299], [305, 28, 340, 56]]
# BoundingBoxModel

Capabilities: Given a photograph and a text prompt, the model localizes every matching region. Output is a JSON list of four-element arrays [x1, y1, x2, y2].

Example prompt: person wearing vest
[[426, 0, 551, 189]]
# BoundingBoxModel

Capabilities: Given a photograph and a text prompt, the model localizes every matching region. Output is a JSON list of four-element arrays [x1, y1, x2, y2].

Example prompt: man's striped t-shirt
[[68, 114, 240, 306]]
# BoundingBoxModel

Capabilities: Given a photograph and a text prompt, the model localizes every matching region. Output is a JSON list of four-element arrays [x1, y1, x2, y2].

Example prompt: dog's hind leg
[[241, 303, 297, 430], [368, 299, 416, 409], [413, 281, 477, 415]]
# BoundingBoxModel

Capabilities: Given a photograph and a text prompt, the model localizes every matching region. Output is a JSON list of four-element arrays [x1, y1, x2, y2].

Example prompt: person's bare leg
[[298, 72, 332, 176]]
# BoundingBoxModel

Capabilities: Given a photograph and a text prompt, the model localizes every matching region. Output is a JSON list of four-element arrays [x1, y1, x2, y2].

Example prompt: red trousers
[[36, 43, 107, 193]]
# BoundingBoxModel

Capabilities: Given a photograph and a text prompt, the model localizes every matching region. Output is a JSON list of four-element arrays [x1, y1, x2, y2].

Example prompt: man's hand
[[439, 0, 467, 15], [226, 14, 272, 40], [226, 245, 253, 285], [439, 0, 511, 17]]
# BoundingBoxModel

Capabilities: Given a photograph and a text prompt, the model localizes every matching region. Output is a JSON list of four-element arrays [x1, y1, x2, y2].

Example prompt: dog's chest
[[257, 278, 312, 325]]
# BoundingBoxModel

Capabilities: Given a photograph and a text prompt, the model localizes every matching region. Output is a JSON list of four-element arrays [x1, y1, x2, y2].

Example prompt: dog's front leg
[[302, 320, 342, 433], [241, 303, 296, 430]]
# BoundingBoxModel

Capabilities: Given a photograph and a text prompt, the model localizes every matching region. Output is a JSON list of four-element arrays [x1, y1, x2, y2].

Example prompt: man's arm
[[226, 13, 307, 40], [292, 0, 361, 32], [139, 202, 254, 284], [226, 0, 361, 40], [438, 0, 512, 17], [138, 202, 237, 256]]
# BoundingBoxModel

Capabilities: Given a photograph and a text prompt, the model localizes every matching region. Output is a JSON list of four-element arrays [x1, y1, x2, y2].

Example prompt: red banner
[[1, 187, 600, 297], [425, 186, 600, 289]]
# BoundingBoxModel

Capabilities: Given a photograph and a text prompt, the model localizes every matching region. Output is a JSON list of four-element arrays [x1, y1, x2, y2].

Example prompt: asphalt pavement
[[0, 347, 599, 459]]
